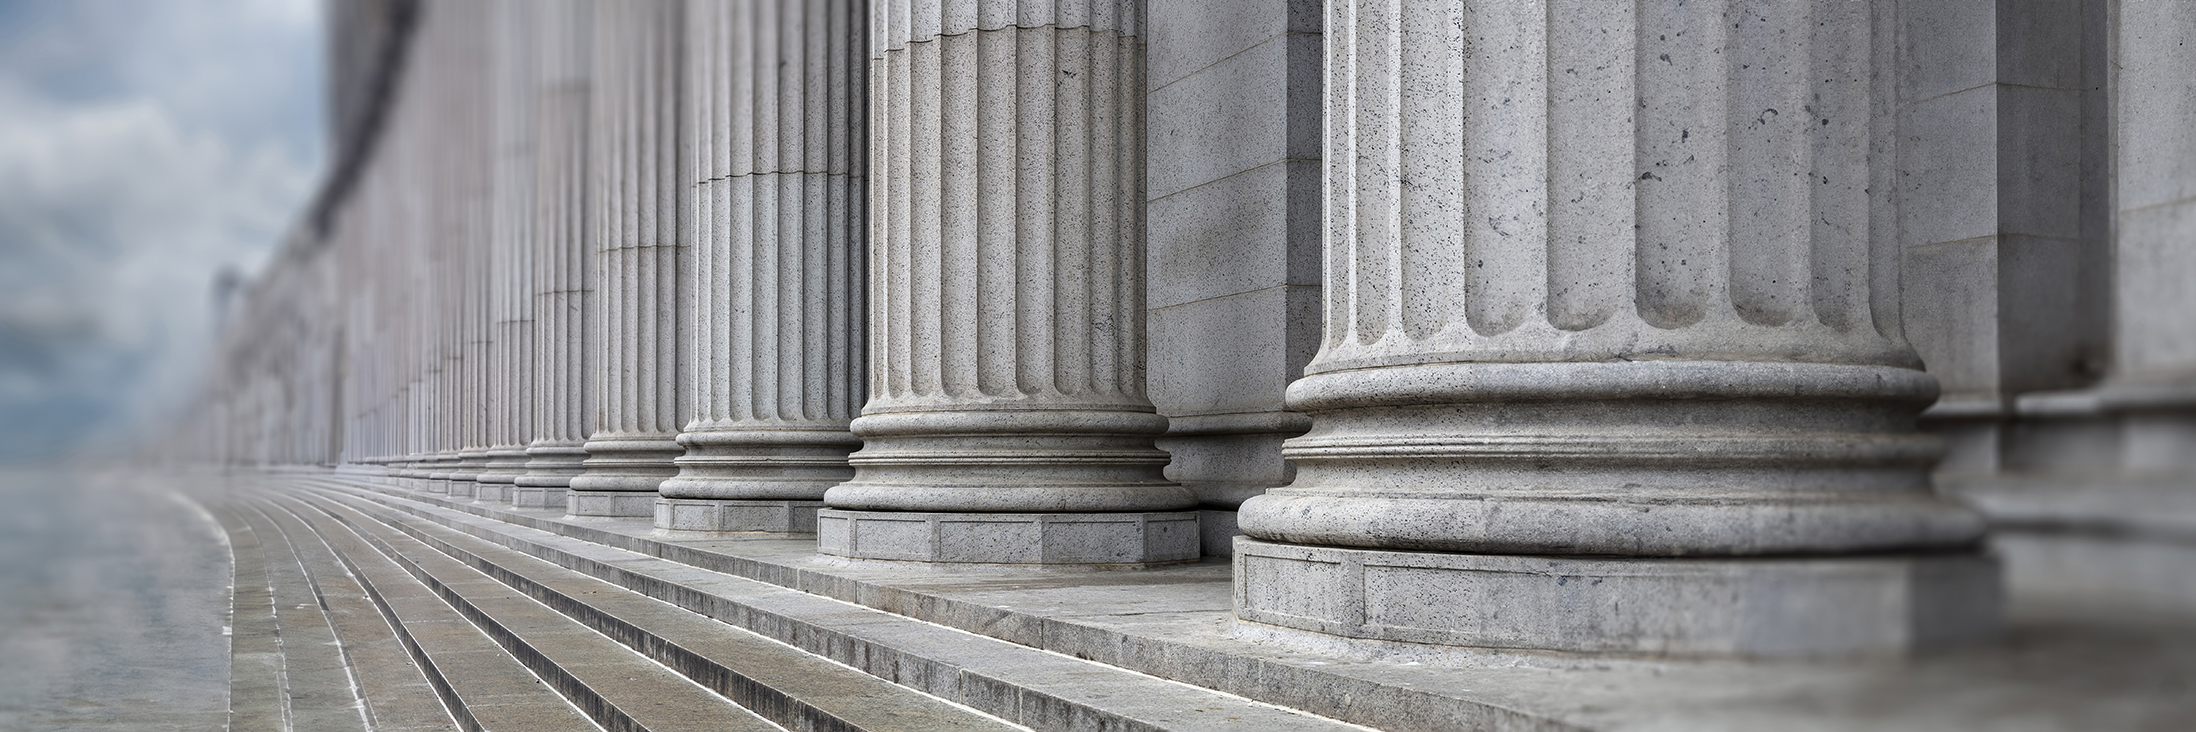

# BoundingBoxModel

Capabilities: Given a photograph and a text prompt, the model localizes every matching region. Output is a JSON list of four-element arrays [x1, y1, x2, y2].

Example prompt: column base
[[817, 509, 1200, 565], [1232, 537, 2002, 657], [566, 490, 657, 518], [654, 499, 823, 533], [445, 479, 478, 499], [511, 486, 567, 510]]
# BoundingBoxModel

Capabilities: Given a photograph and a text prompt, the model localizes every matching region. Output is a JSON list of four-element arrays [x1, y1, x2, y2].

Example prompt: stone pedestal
[[1235, 538, 1999, 656], [819, 509, 1199, 565], [657, 499, 825, 534], [568, 0, 689, 518], [1236, 0, 1998, 656], [658, 0, 866, 533], [821, 1, 1197, 560]]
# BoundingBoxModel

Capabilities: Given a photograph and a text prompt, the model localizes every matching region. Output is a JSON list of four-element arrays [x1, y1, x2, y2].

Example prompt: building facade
[[175, 0, 2194, 674]]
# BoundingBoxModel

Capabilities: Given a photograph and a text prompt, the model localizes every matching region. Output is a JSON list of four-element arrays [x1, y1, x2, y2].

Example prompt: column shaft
[[657, 0, 868, 532], [517, 0, 596, 508], [569, 0, 691, 517], [818, 0, 1199, 564]]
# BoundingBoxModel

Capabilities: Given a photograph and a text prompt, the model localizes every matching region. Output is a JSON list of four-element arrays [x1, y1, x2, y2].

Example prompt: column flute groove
[[819, 0, 1199, 565]]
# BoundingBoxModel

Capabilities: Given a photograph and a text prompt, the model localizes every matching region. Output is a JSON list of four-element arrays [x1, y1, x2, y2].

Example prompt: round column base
[[655, 499, 824, 533], [1232, 537, 2001, 657], [817, 509, 1200, 565]]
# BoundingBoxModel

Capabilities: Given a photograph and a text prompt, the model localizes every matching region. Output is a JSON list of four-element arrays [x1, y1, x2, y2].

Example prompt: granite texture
[[569, 0, 690, 517], [1236, 0, 1998, 653], [661, 0, 867, 529], [817, 509, 1201, 566], [825, 0, 1197, 523]]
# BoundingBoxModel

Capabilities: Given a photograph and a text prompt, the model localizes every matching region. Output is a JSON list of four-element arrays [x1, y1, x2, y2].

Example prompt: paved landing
[[0, 464, 233, 731]]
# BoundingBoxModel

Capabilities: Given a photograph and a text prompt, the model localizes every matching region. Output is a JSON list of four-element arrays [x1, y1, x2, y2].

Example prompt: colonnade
[[173, 0, 2196, 658]]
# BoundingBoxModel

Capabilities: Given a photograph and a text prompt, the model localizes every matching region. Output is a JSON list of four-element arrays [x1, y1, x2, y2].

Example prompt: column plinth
[[1236, 0, 1997, 655], [818, 0, 1197, 563]]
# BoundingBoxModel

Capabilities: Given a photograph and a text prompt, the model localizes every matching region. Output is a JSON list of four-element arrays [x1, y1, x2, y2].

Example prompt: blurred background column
[[516, 0, 597, 510]]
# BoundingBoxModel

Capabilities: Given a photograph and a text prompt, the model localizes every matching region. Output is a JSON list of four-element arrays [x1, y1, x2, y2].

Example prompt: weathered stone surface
[[569, 0, 689, 518], [817, 509, 1199, 565], [661, 0, 867, 530], [824, 0, 1198, 527]]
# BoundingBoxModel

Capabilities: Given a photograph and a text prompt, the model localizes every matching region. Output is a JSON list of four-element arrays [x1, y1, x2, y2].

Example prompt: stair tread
[[286, 492, 784, 732], [262, 495, 600, 732], [229, 502, 372, 732], [246, 498, 458, 730], [309, 482, 1368, 732], [313, 486, 1028, 732]]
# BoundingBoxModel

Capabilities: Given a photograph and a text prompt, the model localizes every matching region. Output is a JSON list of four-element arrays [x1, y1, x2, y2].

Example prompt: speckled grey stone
[[817, 509, 1199, 565]]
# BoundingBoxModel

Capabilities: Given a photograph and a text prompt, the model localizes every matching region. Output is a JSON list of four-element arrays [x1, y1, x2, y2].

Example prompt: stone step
[[293, 480, 1370, 732], [251, 493, 602, 731], [300, 487, 1027, 732], [245, 492, 467, 731], [210, 501, 300, 732], [269, 492, 783, 732]]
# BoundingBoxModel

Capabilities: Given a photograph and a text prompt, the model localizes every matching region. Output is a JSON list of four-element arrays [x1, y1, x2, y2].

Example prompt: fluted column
[[818, 0, 1198, 564], [1234, 0, 1998, 656], [476, 0, 540, 502], [568, 0, 691, 518], [656, 0, 867, 532], [517, 0, 596, 509]]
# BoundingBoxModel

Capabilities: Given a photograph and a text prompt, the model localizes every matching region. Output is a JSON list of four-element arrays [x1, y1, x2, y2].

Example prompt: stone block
[[1146, 160, 1320, 308], [473, 482, 512, 503], [817, 510, 1200, 565], [566, 490, 655, 518], [653, 498, 822, 533], [1147, 0, 1292, 88], [1234, 537, 2003, 657], [1898, 0, 1995, 102], [511, 486, 567, 510], [1148, 286, 1320, 418], [1198, 509, 1240, 558], [1148, 36, 1294, 199], [1900, 86, 2000, 248], [2115, 201, 2196, 375]]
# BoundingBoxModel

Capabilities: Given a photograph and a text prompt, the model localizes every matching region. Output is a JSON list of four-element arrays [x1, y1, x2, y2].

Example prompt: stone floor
[[0, 464, 232, 731], [2, 464, 2192, 731]]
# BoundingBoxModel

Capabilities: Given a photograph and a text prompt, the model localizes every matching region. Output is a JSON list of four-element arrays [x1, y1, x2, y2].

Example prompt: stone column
[[477, 0, 540, 503], [517, 0, 596, 510], [569, 0, 691, 518], [819, 0, 1200, 564], [657, 0, 867, 532], [1234, 0, 1999, 656]]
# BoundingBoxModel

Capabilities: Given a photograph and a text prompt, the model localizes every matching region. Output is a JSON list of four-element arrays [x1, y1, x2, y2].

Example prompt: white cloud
[[0, 0, 324, 460]]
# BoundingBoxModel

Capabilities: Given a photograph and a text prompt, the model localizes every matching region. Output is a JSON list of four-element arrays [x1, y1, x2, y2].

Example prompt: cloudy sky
[[0, 0, 325, 461]]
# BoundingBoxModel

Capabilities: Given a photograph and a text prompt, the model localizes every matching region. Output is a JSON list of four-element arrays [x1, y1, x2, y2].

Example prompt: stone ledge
[[1234, 537, 2003, 657], [654, 498, 822, 533], [817, 509, 1200, 565]]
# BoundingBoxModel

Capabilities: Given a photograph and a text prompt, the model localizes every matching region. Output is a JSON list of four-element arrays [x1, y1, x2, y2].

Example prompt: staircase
[[206, 476, 1369, 732]]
